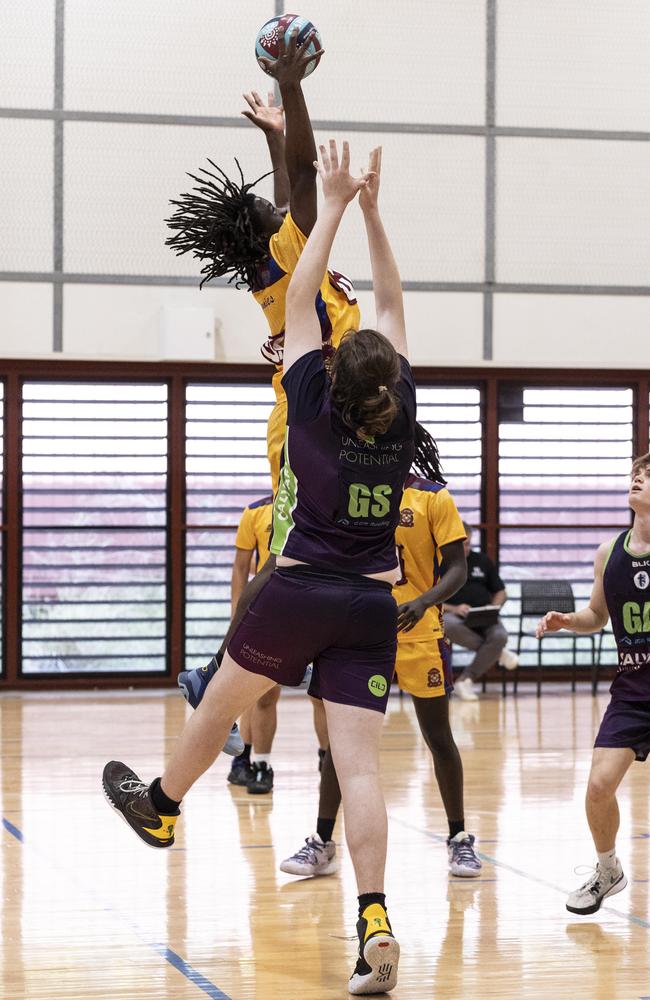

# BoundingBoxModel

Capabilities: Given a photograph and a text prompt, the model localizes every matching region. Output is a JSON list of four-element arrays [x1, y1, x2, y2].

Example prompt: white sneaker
[[455, 677, 478, 701], [448, 831, 482, 877], [279, 834, 337, 876], [566, 860, 627, 915], [498, 648, 519, 670]]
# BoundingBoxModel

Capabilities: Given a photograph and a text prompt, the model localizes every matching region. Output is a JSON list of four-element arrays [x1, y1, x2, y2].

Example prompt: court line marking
[[2, 815, 232, 1000], [390, 814, 650, 930]]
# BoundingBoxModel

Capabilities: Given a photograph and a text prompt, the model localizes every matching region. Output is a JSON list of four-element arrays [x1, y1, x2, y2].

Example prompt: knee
[[586, 773, 617, 804], [484, 627, 508, 651], [427, 729, 458, 760], [257, 686, 280, 710]]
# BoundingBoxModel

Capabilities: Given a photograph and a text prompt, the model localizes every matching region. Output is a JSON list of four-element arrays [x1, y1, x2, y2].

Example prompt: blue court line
[[2, 815, 232, 1000], [152, 947, 231, 1000], [2, 817, 23, 842], [390, 814, 650, 931]]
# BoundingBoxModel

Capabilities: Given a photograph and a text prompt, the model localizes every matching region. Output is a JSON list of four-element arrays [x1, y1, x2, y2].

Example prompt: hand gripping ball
[[255, 13, 323, 78]]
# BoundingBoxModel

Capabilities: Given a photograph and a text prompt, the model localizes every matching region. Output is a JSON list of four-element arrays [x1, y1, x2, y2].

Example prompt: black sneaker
[[227, 758, 254, 786], [102, 761, 179, 849], [348, 903, 400, 995], [247, 761, 274, 795]]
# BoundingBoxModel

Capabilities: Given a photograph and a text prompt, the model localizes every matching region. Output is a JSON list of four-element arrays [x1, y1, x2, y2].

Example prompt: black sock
[[358, 892, 386, 917], [234, 744, 252, 765], [150, 777, 181, 814], [318, 747, 326, 770], [448, 819, 466, 840], [317, 817, 336, 843]]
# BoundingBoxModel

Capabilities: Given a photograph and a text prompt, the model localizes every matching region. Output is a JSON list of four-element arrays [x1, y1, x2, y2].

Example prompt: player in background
[[281, 474, 483, 880], [536, 454, 650, 914], [167, 32, 359, 495], [171, 34, 362, 705], [228, 496, 279, 794], [227, 495, 328, 790]]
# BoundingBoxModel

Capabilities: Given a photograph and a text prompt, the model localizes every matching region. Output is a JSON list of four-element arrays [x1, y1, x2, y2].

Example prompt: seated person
[[443, 522, 518, 700]]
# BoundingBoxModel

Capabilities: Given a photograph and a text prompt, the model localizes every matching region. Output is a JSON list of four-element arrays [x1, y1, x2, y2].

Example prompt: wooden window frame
[[1, 358, 648, 689]]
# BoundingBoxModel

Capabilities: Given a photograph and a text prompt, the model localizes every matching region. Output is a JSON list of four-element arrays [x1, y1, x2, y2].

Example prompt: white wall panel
[[304, 0, 486, 125], [403, 291, 484, 365], [0, 120, 53, 271], [498, 1, 650, 130], [63, 283, 266, 361], [65, 0, 273, 115], [497, 138, 650, 285], [0, 1, 54, 108], [0, 283, 52, 354], [63, 122, 276, 276], [493, 294, 650, 368], [62, 284, 483, 365], [64, 123, 485, 283], [324, 132, 485, 282]]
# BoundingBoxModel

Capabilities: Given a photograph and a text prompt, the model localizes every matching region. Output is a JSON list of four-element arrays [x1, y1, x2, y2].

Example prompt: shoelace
[[293, 838, 323, 863], [452, 839, 478, 865], [573, 864, 609, 895], [118, 777, 150, 797]]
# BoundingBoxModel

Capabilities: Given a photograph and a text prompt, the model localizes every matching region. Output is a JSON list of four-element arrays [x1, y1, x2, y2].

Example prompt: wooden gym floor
[[1, 685, 649, 999]]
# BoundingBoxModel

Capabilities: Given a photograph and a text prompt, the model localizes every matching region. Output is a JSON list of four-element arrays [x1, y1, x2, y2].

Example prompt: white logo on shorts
[[633, 570, 650, 590]]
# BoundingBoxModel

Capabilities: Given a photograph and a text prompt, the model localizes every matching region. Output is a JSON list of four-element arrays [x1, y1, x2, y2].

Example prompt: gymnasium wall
[[1, 0, 650, 369]]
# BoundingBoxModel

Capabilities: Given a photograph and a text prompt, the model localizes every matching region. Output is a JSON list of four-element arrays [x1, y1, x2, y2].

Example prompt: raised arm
[[241, 90, 290, 213], [359, 147, 407, 358], [284, 140, 369, 370], [258, 31, 324, 235]]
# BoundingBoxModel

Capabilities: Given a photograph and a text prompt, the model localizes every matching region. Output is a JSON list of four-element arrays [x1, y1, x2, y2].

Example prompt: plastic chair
[[514, 580, 597, 697]]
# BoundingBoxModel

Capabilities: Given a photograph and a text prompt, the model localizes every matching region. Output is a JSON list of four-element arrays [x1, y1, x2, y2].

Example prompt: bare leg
[[250, 684, 281, 754], [162, 653, 276, 801], [585, 747, 635, 852], [324, 699, 386, 894]]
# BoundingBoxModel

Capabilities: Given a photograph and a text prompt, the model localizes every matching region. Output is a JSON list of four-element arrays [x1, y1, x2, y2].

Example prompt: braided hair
[[412, 422, 446, 485], [165, 158, 274, 290]]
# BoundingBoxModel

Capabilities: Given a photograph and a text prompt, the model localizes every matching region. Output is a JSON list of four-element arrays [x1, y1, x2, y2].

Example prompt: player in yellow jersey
[[166, 31, 360, 491], [173, 33, 362, 713], [281, 432, 484, 879], [226, 496, 278, 794]]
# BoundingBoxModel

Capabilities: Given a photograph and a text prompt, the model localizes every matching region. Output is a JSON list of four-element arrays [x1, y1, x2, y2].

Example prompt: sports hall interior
[[1, 2, 650, 998]]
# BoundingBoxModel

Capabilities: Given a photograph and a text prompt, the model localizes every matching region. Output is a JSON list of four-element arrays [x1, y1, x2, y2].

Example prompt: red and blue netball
[[255, 14, 323, 78]]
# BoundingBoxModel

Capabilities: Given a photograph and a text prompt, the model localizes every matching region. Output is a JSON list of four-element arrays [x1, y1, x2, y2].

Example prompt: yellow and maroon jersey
[[234, 495, 274, 573], [393, 474, 466, 642], [252, 212, 360, 402]]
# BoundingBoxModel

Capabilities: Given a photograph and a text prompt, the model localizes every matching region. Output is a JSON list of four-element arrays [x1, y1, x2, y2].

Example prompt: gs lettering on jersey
[[622, 601, 650, 635], [336, 432, 403, 531]]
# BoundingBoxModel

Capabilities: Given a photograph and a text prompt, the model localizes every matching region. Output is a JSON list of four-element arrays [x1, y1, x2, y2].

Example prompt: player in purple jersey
[[536, 452, 650, 915], [103, 142, 412, 996]]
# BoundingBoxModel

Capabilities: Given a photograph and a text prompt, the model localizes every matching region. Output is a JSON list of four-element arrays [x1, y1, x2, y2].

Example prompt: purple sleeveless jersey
[[603, 528, 650, 699], [270, 349, 416, 575]]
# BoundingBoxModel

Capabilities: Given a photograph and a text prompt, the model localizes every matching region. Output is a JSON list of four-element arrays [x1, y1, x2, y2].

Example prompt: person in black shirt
[[443, 523, 518, 700]]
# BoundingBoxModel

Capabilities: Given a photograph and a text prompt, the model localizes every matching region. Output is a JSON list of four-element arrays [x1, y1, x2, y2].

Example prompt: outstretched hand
[[314, 140, 374, 206], [535, 611, 573, 639], [241, 90, 285, 133], [257, 29, 324, 86], [359, 146, 382, 213]]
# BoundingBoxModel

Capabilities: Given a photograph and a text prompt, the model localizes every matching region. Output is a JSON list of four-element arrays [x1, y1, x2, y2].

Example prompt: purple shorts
[[594, 698, 650, 762], [228, 565, 397, 714]]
